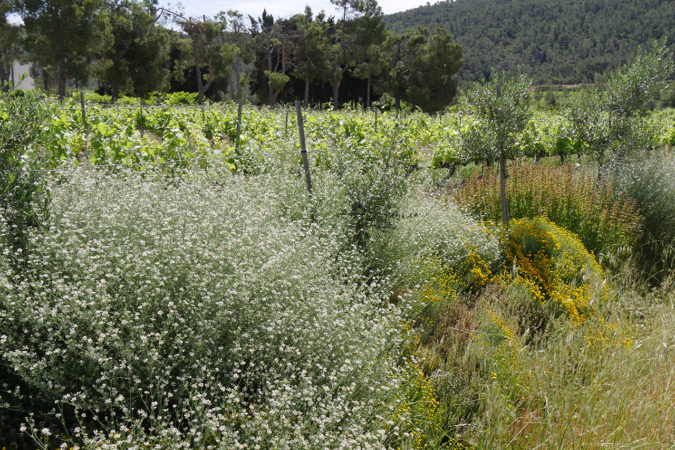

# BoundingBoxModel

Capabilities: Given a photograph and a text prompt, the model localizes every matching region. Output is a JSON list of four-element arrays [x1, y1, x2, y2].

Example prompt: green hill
[[384, 0, 674, 84]]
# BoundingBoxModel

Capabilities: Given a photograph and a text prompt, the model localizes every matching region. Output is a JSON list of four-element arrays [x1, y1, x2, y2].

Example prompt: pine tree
[[17, 0, 112, 98]]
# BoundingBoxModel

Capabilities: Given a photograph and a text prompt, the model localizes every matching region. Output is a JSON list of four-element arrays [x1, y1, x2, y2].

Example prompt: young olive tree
[[568, 41, 674, 167], [461, 71, 532, 223]]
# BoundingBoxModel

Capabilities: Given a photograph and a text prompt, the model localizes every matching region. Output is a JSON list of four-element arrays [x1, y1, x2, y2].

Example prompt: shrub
[[161, 91, 200, 105], [116, 95, 140, 105], [87, 92, 112, 104], [503, 217, 606, 323], [454, 161, 643, 258], [340, 160, 408, 254], [0, 90, 50, 267], [607, 150, 675, 284], [375, 191, 501, 288], [0, 168, 427, 447]]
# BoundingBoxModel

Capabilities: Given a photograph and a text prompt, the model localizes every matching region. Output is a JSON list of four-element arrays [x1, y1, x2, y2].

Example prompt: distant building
[[11, 61, 34, 90]]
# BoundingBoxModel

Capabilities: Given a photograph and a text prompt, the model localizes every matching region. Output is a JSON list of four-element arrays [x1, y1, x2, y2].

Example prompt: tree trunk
[[304, 79, 310, 108], [57, 65, 67, 100], [0, 60, 7, 90], [499, 149, 509, 224], [267, 51, 274, 106], [268, 84, 274, 106], [200, 71, 216, 103], [79, 89, 87, 132], [111, 82, 119, 103], [366, 76, 371, 110], [271, 89, 280, 107], [395, 95, 401, 113], [193, 41, 204, 104], [234, 55, 242, 103], [332, 82, 340, 110]]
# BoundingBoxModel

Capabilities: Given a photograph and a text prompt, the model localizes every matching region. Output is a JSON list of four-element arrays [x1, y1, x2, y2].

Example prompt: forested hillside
[[385, 0, 674, 84]]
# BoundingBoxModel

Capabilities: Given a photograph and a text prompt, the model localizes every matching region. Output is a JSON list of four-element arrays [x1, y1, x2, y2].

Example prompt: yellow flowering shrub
[[380, 359, 444, 449], [503, 217, 606, 323], [417, 259, 464, 305], [403, 363, 442, 448], [466, 246, 496, 288]]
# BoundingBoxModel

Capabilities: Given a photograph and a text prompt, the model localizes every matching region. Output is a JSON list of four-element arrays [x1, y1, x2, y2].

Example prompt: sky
[[7, 1, 431, 25], [158, 1, 432, 21]]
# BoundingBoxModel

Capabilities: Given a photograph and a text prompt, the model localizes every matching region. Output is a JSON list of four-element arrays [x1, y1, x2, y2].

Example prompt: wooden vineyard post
[[235, 95, 243, 153], [79, 89, 87, 132], [285, 110, 289, 137], [295, 100, 313, 197], [139, 98, 144, 138], [79, 89, 88, 156], [374, 107, 378, 133]]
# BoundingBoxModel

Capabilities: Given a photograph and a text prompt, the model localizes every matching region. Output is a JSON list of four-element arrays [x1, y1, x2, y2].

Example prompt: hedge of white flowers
[[1, 167, 496, 447]]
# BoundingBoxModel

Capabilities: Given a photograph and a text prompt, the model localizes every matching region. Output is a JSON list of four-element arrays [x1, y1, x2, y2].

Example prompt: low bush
[[71, 91, 112, 104], [503, 217, 606, 323], [0, 168, 428, 447], [376, 191, 501, 287], [161, 91, 200, 105], [607, 150, 675, 285], [0, 90, 50, 268], [454, 161, 643, 258]]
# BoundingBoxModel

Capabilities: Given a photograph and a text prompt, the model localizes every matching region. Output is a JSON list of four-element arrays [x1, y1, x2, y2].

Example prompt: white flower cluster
[[375, 190, 501, 280], [0, 167, 423, 447]]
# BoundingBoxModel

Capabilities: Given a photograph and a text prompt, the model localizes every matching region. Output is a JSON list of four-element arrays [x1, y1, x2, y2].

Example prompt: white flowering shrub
[[374, 191, 501, 285], [0, 168, 429, 447]]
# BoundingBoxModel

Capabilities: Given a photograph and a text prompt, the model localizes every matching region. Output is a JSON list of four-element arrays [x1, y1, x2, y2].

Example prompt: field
[[1, 92, 674, 448]]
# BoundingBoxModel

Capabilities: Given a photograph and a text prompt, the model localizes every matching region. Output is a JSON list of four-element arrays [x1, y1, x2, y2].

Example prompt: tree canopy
[[17, 0, 112, 98], [97, 0, 169, 100], [384, 0, 674, 85], [11, 0, 467, 110], [0, 1, 24, 89]]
